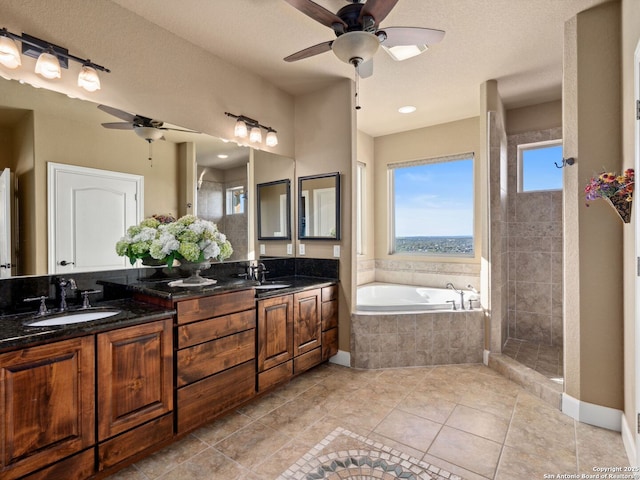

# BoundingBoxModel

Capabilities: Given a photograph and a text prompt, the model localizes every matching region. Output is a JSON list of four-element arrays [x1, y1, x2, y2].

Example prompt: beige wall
[[295, 80, 354, 352], [564, 1, 623, 409], [506, 100, 562, 135], [622, 0, 640, 445], [356, 130, 375, 285]]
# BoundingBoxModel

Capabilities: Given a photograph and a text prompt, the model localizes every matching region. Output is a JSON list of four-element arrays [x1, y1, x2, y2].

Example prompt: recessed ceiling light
[[217, 154, 229, 159], [398, 106, 416, 114]]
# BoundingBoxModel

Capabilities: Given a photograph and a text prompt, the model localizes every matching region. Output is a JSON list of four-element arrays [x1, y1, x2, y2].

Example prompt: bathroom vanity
[[0, 260, 338, 480]]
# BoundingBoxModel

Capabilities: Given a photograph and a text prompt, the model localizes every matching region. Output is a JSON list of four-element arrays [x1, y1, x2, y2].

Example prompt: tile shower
[[505, 127, 564, 378]]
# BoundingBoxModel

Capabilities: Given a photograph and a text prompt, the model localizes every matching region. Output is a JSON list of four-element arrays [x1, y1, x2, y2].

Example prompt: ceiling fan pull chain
[[148, 141, 153, 167], [355, 67, 361, 110]]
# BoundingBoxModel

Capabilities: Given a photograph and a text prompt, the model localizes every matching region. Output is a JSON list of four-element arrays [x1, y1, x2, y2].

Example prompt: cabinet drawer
[[177, 289, 255, 324], [322, 327, 339, 361], [178, 360, 255, 434], [294, 347, 322, 375], [22, 449, 94, 480], [177, 329, 255, 387], [257, 360, 293, 392], [178, 309, 256, 349], [322, 285, 338, 302], [98, 413, 173, 471], [321, 299, 338, 330]]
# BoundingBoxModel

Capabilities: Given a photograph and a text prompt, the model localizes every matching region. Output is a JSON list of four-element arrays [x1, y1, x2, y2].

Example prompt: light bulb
[[249, 126, 262, 144], [265, 130, 278, 147], [0, 36, 21, 69], [234, 119, 248, 138], [78, 64, 101, 92], [35, 51, 61, 79]]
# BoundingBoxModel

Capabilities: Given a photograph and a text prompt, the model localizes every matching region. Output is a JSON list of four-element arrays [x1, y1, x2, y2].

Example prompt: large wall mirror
[[298, 172, 340, 240], [0, 77, 252, 277], [257, 179, 291, 240]]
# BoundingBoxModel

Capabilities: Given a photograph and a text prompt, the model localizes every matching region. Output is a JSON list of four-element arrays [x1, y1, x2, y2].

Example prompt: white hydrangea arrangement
[[116, 214, 233, 267]]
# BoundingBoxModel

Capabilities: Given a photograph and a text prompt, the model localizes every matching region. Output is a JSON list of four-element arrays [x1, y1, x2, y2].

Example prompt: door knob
[[59, 260, 75, 266], [0, 263, 10, 268]]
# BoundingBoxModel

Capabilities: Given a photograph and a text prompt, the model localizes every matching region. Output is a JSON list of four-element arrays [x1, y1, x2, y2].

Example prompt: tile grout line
[[492, 387, 521, 479]]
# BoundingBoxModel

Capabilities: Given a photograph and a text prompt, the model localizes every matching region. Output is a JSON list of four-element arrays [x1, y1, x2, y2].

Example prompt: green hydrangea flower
[[178, 241, 200, 262]]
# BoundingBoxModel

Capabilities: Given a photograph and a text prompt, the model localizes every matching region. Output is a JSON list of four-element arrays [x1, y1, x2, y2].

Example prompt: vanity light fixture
[[0, 28, 110, 92], [225, 112, 278, 148]]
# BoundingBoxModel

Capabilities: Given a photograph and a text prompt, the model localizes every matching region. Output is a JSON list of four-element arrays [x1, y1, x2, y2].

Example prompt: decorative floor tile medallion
[[277, 427, 464, 480]]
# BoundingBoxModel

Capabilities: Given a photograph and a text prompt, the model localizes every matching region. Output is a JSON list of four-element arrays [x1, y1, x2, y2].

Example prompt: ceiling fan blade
[[359, 0, 400, 25], [101, 122, 134, 130], [159, 126, 201, 134], [97, 104, 136, 123], [284, 41, 333, 62], [357, 59, 373, 78], [283, 0, 347, 29], [380, 27, 445, 47]]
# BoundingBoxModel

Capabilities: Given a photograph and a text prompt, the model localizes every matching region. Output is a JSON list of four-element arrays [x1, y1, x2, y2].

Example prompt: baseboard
[[562, 393, 622, 431], [483, 349, 490, 366], [329, 350, 351, 367], [621, 411, 637, 466]]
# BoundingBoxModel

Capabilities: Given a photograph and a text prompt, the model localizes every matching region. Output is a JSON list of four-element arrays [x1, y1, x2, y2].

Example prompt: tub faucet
[[446, 282, 465, 310], [58, 277, 77, 311]]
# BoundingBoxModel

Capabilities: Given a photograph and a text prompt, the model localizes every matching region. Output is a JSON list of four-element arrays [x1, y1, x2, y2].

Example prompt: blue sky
[[522, 145, 563, 191], [394, 159, 474, 237]]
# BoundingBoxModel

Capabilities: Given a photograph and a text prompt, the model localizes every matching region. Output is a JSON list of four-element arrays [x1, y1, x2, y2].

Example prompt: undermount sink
[[25, 309, 122, 327], [254, 282, 291, 290]]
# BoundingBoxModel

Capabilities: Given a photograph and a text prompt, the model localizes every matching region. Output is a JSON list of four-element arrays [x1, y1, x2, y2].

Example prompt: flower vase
[[605, 195, 632, 223], [179, 260, 212, 285]]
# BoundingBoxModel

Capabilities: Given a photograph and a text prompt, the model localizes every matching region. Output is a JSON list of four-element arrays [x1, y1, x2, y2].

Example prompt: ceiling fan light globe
[[332, 31, 379, 64], [0, 36, 21, 69], [78, 65, 101, 92], [134, 126, 163, 142], [35, 52, 61, 79]]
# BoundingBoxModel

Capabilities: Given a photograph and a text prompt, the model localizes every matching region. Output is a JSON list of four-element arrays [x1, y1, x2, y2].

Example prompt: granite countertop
[[0, 298, 175, 353], [121, 275, 338, 301]]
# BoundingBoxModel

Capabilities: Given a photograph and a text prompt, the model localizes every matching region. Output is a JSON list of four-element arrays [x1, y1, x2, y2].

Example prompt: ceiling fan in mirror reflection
[[98, 104, 201, 165]]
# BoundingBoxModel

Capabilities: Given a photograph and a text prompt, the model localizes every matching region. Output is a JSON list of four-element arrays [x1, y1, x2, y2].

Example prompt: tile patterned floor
[[106, 363, 628, 480], [502, 338, 563, 384]]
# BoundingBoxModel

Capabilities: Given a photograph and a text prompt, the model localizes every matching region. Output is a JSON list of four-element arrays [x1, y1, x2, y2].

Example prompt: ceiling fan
[[283, 0, 445, 78], [98, 104, 199, 143]]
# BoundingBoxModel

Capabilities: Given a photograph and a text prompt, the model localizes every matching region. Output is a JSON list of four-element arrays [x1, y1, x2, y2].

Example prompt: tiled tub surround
[[371, 259, 480, 291], [351, 310, 484, 369]]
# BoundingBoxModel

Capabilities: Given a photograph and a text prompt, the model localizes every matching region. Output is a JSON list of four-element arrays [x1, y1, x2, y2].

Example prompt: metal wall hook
[[555, 157, 575, 169]]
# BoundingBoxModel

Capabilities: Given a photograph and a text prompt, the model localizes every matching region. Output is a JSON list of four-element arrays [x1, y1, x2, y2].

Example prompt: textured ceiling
[[109, 0, 608, 137]]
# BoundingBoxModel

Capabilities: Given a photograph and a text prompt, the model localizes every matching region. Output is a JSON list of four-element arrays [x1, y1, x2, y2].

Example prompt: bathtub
[[356, 283, 465, 312], [351, 282, 484, 369]]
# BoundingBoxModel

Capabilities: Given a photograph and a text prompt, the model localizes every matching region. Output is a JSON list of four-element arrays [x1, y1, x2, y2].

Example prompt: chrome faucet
[[58, 277, 77, 311], [446, 282, 465, 310], [249, 262, 268, 282]]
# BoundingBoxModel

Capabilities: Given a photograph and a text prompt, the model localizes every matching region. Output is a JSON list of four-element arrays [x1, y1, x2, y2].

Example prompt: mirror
[[0, 77, 252, 277], [298, 172, 340, 240], [257, 179, 291, 240]]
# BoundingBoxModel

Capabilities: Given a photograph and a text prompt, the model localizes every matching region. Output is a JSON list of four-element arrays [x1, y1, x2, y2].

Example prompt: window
[[518, 140, 563, 192], [225, 186, 245, 215], [389, 154, 474, 256], [356, 162, 366, 255]]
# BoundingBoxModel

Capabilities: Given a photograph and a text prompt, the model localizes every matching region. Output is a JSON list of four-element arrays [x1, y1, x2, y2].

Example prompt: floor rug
[[277, 426, 464, 480]]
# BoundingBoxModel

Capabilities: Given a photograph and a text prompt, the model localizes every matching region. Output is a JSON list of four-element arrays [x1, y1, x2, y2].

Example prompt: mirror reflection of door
[[257, 180, 290, 240], [313, 187, 336, 237], [48, 163, 143, 274], [0, 168, 12, 278]]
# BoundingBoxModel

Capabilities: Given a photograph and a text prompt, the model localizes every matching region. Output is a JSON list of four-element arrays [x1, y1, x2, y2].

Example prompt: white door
[[313, 187, 336, 237], [634, 41, 640, 466], [48, 163, 143, 274], [0, 168, 12, 278]]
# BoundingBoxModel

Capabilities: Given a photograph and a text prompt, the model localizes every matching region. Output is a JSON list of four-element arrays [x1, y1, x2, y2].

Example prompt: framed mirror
[[257, 179, 291, 240], [298, 172, 340, 240]]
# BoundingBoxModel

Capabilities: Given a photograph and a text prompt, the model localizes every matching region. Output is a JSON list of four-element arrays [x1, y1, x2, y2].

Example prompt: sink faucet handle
[[24, 296, 50, 316], [80, 290, 101, 308]]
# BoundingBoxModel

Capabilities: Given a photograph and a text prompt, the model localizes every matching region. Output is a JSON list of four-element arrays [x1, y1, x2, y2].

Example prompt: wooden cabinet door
[[257, 295, 293, 371], [293, 289, 321, 356], [0, 337, 95, 480], [97, 318, 173, 440]]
